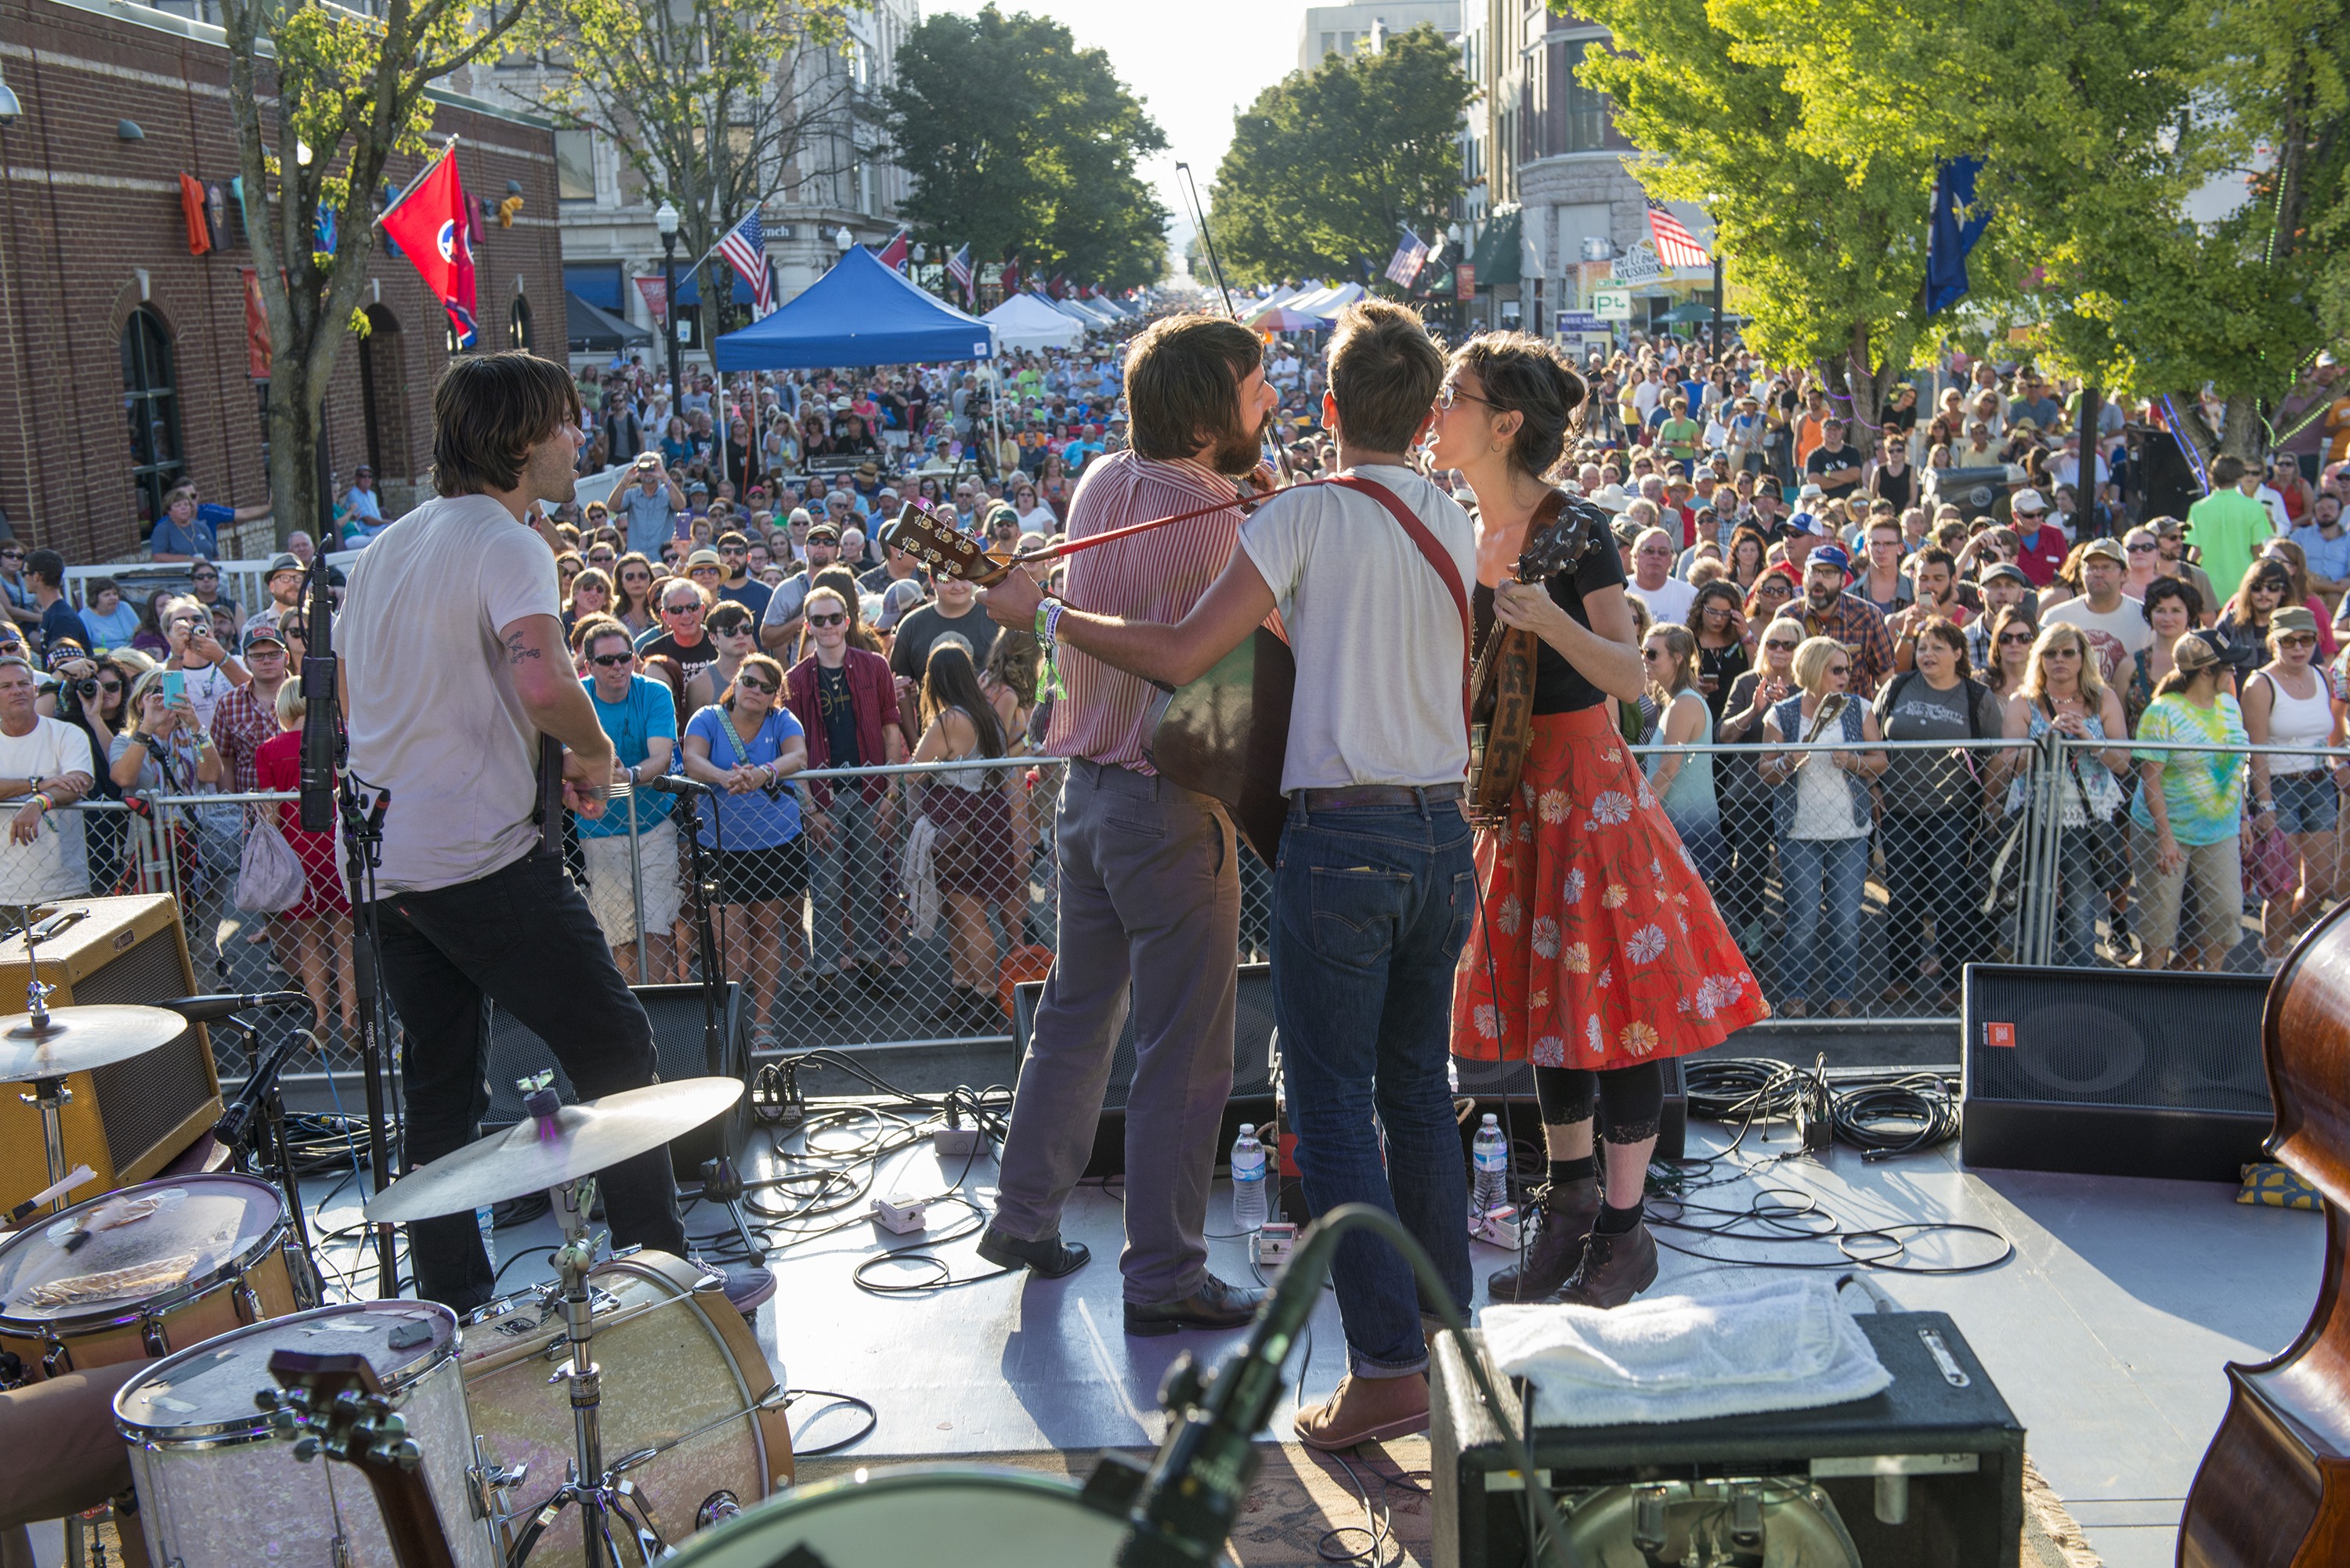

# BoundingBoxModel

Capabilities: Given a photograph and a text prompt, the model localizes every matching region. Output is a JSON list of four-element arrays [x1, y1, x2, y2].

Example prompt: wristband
[[1035, 599, 1068, 701]]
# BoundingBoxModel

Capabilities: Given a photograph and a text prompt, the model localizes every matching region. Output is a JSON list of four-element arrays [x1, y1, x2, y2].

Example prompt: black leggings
[[1533, 1061, 1665, 1144]]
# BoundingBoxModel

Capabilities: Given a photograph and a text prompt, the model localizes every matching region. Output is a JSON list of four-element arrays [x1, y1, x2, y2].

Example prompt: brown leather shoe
[[1487, 1176, 1600, 1302], [1554, 1219, 1658, 1309], [1294, 1371, 1430, 1451], [1123, 1273, 1264, 1336]]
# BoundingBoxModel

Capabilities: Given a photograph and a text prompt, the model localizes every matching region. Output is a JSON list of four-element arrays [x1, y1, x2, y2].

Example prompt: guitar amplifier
[[0, 895, 219, 1213], [1432, 1313, 2024, 1568]]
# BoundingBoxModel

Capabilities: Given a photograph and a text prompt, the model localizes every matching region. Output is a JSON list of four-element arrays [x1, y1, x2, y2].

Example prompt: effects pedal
[[870, 1193, 928, 1234]]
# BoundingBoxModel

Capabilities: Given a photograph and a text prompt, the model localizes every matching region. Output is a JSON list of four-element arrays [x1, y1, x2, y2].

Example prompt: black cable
[[783, 1388, 879, 1458]]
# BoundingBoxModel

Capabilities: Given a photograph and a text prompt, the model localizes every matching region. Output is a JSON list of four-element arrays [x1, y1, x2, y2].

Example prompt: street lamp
[[655, 200, 681, 417], [913, 241, 927, 294], [834, 226, 853, 255]]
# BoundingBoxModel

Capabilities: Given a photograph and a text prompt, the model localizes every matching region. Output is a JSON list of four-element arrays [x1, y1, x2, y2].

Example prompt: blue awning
[[564, 262, 624, 311]]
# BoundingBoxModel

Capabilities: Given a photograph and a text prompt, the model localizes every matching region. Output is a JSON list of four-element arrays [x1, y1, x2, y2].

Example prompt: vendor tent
[[712, 246, 994, 370], [983, 293, 1085, 351], [566, 292, 651, 353]]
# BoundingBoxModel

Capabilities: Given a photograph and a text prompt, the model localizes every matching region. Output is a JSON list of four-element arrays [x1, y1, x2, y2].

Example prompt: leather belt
[[1292, 782, 1466, 811]]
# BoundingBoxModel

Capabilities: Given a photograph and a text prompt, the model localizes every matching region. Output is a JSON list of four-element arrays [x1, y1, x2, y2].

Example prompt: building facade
[[461, 0, 919, 368], [1297, 2, 1461, 73], [0, 0, 562, 560]]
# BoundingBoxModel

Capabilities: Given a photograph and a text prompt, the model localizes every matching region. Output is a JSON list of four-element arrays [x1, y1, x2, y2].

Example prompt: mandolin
[[1468, 490, 1607, 826], [260, 1348, 461, 1568], [2178, 898, 2350, 1568]]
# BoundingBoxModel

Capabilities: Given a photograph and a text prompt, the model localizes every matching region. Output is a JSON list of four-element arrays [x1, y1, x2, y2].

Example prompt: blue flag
[[1925, 157, 1990, 315]]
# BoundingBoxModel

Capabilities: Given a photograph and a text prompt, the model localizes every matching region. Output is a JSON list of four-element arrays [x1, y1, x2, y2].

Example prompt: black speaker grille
[[1016, 964, 1276, 1111], [1965, 966, 2269, 1115], [74, 930, 212, 1171]]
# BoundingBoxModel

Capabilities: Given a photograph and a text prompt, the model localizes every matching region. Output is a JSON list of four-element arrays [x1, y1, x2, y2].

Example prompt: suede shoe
[[975, 1227, 1091, 1278], [1123, 1273, 1264, 1336], [1487, 1176, 1601, 1303], [1554, 1219, 1658, 1309], [716, 1264, 776, 1317], [1295, 1371, 1430, 1451]]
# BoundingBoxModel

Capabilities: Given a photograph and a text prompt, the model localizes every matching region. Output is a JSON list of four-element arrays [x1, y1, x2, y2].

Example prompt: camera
[[74, 679, 99, 699]]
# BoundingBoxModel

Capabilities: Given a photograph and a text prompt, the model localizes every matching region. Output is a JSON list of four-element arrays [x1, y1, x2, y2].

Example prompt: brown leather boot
[[1486, 1176, 1601, 1302], [1554, 1218, 1658, 1309], [1293, 1371, 1430, 1451]]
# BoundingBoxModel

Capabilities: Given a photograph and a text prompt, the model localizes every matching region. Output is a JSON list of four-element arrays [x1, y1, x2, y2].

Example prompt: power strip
[[935, 1125, 984, 1155]]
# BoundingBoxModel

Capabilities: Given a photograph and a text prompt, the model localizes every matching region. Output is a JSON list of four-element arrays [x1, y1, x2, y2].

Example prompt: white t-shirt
[[173, 659, 240, 732], [0, 719, 94, 901], [343, 494, 561, 893], [2041, 594, 2153, 687], [1237, 464, 1473, 793], [2257, 484, 2291, 535], [1627, 575, 1698, 627]]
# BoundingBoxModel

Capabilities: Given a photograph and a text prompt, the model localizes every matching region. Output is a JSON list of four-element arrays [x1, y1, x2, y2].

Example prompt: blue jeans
[[2053, 828, 2106, 966], [1778, 836, 1869, 1003], [1271, 797, 1475, 1377]]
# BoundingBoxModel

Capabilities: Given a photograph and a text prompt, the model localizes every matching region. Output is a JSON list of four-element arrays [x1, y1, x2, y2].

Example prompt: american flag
[[945, 243, 973, 299], [1646, 199, 1710, 268], [717, 208, 774, 314], [1384, 229, 1430, 287]]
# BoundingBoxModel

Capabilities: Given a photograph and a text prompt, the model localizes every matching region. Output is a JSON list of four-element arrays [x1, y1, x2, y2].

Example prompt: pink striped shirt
[[1044, 451, 1246, 771]]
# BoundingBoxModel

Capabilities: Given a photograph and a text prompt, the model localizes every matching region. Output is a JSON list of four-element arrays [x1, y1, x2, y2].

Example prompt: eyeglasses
[[663, 602, 703, 615], [589, 652, 634, 667], [2126, 542, 2157, 553], [1436, 384, 1496, 412], [807, 612, 848, 627], [1997, 631, 2034, 645], [2042, 645, 2082, 659], [280, 621, 307, 638], [733, 677, 777, 695]]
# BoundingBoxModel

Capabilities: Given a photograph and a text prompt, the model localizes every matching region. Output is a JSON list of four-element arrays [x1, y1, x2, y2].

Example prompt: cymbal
[[364, 1078, 743, 1224], [0, 1005, 186, 1084]]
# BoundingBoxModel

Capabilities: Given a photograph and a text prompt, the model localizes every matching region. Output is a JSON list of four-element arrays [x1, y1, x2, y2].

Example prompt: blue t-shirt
[[685, 703, 804, 850], [79, 602, 142, 652], [150, 514, 218, 558], [717, 579, 773, 620], [2290, 522, 2350, 590], [579, 674, 677, 840]]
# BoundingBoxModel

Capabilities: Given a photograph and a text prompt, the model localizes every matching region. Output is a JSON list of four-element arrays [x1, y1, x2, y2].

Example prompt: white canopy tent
[[982, 293, 1085, 351], [1285, 281, 1368, 320]]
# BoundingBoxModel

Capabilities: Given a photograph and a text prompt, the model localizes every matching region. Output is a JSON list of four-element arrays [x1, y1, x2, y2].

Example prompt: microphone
[[636, 775, 715, 797], [298, 555, 338, 833], [157, 992, 315, 1024]]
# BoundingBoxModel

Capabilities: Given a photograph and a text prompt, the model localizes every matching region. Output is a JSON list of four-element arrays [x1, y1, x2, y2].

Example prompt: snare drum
[[461, 1250, 791, 1566], [0, 1172, 298, 1381], [662, 1466, 1227, 1567], [114, 1301, 500, 1568]]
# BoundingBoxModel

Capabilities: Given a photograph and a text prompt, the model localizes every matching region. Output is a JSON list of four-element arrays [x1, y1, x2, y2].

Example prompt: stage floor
[[304, 1111, 2323, 1568]]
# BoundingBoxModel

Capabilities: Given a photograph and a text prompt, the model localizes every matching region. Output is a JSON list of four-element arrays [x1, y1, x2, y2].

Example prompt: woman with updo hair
[[1434, 332, 1765, 1312]]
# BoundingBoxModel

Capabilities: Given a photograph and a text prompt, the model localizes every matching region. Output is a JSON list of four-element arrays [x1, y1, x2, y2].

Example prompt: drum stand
[[209, 1013, 327, 1309], [13, 909, 74, 1217], [674, 794, 765, 1266]]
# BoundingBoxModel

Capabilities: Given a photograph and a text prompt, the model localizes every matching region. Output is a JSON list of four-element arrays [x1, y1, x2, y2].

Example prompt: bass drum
[[663, 1466, 1227, 1567], [0, 1172, 298, 1382], [114, 1301, 499, 1568], [461, 1249, 791, 1565]]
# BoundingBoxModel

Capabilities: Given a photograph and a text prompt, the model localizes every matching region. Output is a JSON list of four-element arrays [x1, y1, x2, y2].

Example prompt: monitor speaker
[[1011, 963, 1278, 1178], [480, 983, 750, 1178], [0, 895, 219, 1214], [1925, 465, 2011, 516], [1959, 963, 2270, 1181], [2131, 423, 2203, 524]]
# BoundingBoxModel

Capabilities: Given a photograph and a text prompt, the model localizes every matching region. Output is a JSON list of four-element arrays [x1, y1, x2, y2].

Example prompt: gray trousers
[[991, 757, 1240, 1304]]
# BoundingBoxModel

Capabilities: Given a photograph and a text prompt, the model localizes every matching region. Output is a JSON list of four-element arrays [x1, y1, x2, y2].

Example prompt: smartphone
[[673, 512, 692, 540], [161, 670, 185, 704]]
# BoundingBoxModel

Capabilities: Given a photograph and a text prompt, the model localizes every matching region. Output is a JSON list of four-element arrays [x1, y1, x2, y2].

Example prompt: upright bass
[[1469, 489, 1609, 826]]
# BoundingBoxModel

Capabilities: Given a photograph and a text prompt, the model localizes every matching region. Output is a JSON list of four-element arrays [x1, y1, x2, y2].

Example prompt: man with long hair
[[973, 314, 1276, 1339], [342, 352, 768, 1316]]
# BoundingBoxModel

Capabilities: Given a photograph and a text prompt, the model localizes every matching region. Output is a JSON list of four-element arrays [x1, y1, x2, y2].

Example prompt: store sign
[[1589, 290, 1632, 321], [1611, 241, 1667, 283], [1455, 264, 1477, 300]]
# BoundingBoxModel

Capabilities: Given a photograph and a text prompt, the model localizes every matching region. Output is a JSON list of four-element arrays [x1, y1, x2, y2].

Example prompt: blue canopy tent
[[712, 246, 996, 370]]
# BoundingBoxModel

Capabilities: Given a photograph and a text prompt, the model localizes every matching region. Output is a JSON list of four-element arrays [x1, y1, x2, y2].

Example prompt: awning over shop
[[566, 291, 651, 352], [1470, 208, 1522, 290]]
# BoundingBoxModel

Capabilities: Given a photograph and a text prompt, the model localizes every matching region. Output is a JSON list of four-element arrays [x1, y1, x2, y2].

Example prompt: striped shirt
[[1044, 450, 1246, 771]]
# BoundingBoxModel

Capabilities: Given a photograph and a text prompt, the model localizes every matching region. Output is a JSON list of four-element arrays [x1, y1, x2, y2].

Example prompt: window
[[1554, 38, 1610, 154], [1320, 31, 1334, 57], [555, 130, 597, 202], [509, 296, 533, 352], [121, 306, 183, 526]]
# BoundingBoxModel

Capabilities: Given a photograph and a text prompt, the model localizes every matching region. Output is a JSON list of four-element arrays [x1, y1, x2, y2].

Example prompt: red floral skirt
[[1453, 706, 1767, 1068]]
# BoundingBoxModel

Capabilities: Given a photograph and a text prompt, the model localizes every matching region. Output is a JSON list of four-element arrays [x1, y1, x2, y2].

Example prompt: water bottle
[[476, 1205, 497, 1273], [1230, 1125, 1267, 1233], [1470, 1115, 1509, 1230]]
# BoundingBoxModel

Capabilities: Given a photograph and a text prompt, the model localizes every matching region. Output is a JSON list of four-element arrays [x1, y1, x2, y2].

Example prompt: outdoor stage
[[292, 1071, 2323, 1568]]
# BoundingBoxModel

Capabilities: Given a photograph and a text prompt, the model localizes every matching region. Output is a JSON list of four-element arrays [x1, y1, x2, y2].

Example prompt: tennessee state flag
[[380, 146, 479, 348]]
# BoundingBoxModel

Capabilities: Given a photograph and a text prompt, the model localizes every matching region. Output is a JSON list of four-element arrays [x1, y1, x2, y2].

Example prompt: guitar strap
[[533, 733, 562, 854], [1325, 474, 1475, 738]]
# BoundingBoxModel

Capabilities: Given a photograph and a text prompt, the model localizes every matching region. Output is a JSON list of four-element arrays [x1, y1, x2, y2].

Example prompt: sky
[[922, 0, 1322, 268]]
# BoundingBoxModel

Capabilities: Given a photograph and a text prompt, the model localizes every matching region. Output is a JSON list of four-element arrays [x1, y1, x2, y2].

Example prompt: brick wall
[[0, 0, 563, 562]]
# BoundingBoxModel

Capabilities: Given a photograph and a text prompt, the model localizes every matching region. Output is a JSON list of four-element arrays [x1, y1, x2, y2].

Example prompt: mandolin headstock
[[1514, 493, 1607, 584]]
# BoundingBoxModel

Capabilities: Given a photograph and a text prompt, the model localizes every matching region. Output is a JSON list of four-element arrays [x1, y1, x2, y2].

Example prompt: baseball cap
[[1980, 562, 2031, 587], [1784, 511, 1826, 538], [2012, 487, 2048, 515], [2272, 605, 2320, 637], [1809, 544, 1853, 579], [2080, 537, 2128, 565], [806, 522, 841, 544], [685, 547, 724, 571], [242, 624, 286, 652]]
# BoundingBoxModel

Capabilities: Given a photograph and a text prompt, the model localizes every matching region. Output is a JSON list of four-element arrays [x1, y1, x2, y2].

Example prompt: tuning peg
[[292, 1435, 321, 1463], [268, 1407, 299, 1435]]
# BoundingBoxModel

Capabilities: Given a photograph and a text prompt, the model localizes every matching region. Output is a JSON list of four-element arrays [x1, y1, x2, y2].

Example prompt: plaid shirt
[[209, 681, 280, 797], [1774, 592, 1896, 699]]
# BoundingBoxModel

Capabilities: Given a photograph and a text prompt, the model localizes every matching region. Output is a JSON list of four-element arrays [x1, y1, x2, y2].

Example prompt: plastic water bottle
[[476, 1205, 497, 1272], [1470, 1115, 1509, 1230], [1230, 1125, 1267, 1233]]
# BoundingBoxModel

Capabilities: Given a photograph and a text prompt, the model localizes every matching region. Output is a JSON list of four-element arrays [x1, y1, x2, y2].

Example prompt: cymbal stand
[[210, 1013, 327, 1309], [13, 903, 72, 1216]]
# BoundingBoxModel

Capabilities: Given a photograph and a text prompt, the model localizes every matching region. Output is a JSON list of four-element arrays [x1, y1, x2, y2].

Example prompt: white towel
[[900, 814, 941, 940], [1482, 1276, 1890, 1427]]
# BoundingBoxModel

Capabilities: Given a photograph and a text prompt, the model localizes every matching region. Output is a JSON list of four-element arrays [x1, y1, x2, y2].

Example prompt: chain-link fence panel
[[597, 756, 1064, 1050]]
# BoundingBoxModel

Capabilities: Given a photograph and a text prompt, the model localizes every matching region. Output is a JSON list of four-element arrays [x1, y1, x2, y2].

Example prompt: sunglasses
[[663, 602, 703, 615], [1826, 664, 1851, 676], [96, 679, 122, 692], [733, 677, 777, 695], [1762, 640, 1799, 652], [280, 620, 308, 638], [2126, 542, 2156, 553], [1997, 631, 2034, 645], [0, 551, 23, 560], [589, 652, 634, 667], [2281, 634, 2319, 648], [807, 612, 848, 627], [1643, 648, 1670, 659]]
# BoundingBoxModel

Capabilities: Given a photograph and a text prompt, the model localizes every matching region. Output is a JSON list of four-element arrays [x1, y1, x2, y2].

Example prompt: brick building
[[0, 0, 563, 563]]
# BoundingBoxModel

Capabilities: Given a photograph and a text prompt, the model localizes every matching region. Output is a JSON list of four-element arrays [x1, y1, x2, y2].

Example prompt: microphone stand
[[211, 1009, 327, 1308], [303, 551, 401, 1299]]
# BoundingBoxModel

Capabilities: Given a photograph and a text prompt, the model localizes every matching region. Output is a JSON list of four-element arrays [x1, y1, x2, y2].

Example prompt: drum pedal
[[1254, 1222, 1297, 1270], [871, 1194, 927, 1234]]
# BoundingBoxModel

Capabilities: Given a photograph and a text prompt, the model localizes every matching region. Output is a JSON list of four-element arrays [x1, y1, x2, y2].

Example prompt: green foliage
[[498, 0, 864, 340], [1206, 26, 1472, 288], [884, 5, 1169, 290], [219, 0, 533, 541]]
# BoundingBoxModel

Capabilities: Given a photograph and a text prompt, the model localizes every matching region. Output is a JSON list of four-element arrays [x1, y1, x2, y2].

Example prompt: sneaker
[[713, 1263, 775, 1317]]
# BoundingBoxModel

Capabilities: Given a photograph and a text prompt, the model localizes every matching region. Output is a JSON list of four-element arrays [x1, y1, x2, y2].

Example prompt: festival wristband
[[1035, 599, 1068, 701]]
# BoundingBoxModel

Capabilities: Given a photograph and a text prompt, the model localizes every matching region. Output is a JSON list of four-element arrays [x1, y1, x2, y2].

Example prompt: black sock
[[1548, 1155, 1597, 1187], [1594, 1196, 1644, 1234]]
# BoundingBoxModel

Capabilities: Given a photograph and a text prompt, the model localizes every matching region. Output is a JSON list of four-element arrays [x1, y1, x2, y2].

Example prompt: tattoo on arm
[[504, 633, 542, 666]]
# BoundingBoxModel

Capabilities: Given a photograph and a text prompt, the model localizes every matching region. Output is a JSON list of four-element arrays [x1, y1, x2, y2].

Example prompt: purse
[[2063, 753, 2131, 896], [2245, 822, 2298, 904], [235, 816, 306, 914]]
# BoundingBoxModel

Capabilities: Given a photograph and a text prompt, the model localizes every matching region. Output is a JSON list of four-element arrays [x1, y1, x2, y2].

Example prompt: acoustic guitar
[[260, 1348, 460, 1568], [2178, 898, 2350, 1567]]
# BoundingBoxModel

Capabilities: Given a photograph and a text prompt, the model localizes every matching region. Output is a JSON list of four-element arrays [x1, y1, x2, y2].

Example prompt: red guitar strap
[[1324, 474, 1474, 738]]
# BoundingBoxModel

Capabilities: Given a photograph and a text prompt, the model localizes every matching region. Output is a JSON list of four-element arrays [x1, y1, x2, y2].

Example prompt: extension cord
[[934, 1126, 984, 1155]]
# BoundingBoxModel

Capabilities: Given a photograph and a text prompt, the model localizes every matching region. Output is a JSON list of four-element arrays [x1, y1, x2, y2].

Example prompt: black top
[[1871, 463, 1915, 512], [1472, 514, 1631, 717], [815, 662, 861, 768], [1697, 638, 1751, 718]]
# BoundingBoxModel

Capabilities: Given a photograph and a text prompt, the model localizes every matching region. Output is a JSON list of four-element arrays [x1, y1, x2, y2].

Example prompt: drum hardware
[[200, 999, 334, 1310], [468, 1433, 531, 1524], [692, 1493, 739, 1531], [693, 1156, 764, 1265]]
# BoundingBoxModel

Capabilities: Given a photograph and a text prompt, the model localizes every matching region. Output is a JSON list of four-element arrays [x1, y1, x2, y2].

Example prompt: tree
[[1574, 0, 1974, 428], [495, 0, 865, 345], [220, 0, 533, 544], [1206, 27, 1473, 289], [885, 6, 1169, 290]]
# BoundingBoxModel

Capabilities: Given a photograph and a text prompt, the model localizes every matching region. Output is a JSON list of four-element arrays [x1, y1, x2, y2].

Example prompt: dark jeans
[[1272, 797, 1474, 1377], [374, 847, 686, 1310], [1880, 811, 1983, 985], [1716, 779, 1774, 934]]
